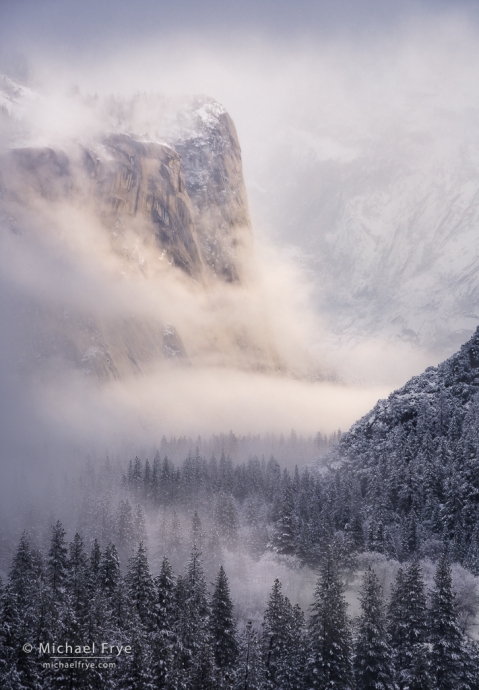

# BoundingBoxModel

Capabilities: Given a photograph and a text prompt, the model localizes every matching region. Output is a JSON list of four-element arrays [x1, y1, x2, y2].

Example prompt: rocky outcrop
[[173, 100, 252, 282], [3, 97, 252, 284], [84, 134, 203, 277], [0, 85, 265, 381]]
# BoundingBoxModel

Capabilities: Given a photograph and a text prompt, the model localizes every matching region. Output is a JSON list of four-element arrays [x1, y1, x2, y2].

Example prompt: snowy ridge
[[336, 325, 479, 459], [314, 326, 479, 572], [256, 106, 479, 357]]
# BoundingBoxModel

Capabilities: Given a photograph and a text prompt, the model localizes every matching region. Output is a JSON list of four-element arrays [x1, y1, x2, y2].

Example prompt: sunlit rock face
[[85, 134, 203, 278], [0, 81, 277, 382], [3, 95, 251, 283]]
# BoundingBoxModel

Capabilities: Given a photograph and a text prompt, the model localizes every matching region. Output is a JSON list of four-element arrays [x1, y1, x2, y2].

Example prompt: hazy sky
[[2, 0, 479, 55], [2, 0, 479, 457]]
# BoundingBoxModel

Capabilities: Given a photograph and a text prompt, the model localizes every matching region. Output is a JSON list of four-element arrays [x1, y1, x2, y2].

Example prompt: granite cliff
[[0, 82, 275, 381]]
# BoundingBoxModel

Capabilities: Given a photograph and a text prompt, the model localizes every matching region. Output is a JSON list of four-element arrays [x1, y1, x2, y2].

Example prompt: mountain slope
[[324, 327, 479, 567], [253, 107, 479, 357]]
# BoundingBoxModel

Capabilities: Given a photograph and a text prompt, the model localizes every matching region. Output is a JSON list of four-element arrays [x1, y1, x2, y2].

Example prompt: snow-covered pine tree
[[262, 578, 284, 687], [47, 520, 68, 602], [461, 637, 479, 690], [429, 554, 469, 690], [118, 632, 155, 690], [133, 504, 147, 544], [388, 560, 430, 689], [234, 621, 266, 690], [85, 541, 111, 685], [353, 566, 395, 690], [125, 542, 156, 631], [190, 511, 204, 551], [270, 480, 296, 556], [150, 557, 176, 689], [210, 566, 238, 674], [8, 531, 44, 687], [99, 542, 121, 600], [176, 543, 212, 675], [189, 642, 219, 690], [305, 544, 354, 690], [204, 524, 224, 580], [111, 576, 134, 633], [165, 510, 184, 573], [274, 599, 306, 690], [406, 643, 434, 690], [8, 532, 41, 619], [67, 532, 90, 633], [0, 585, 23, 690], [464, 519, 479, 575], [117, 500, 136, 561]]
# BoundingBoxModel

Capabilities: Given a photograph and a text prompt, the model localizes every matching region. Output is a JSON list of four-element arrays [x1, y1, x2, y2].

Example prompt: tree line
[[1, 526, 478, 689]]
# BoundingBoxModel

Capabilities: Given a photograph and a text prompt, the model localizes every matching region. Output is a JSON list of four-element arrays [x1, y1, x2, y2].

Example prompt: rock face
[[4, 99, 251, 283], [85, 134, 203, 277], [173, 100, 252, 282], [0, 82, 261, 381]]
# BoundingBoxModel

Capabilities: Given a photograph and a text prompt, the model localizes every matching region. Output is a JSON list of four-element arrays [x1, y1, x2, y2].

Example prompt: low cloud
[[1, 10, 479, 475]]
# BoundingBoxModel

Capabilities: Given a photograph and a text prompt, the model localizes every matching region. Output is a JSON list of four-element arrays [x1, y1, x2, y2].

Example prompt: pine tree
[[190, 511, 204, 550], [9, 533, 42, 614], [262, 579, 285, 687], [165, 511, 184, 573], [262, 582, 306, 690], [156, 557, 176, 632], [125, 542, 156, 630], [111, 577, 134, 633], [119, 632, 154, 690], [99, 542, 121, 600], [176, 544, 212, 674], [306, 545, 354, 690], [353, 566, 395, 690], [271, 482, 296, 556], [274, 602, 306, 690], [388, 560, 430, 689], [67, 532, 90, 633], [47, 520, 68, 601], [464, 519, 479, 575], [430, 554, 468, 690], [189, 642, 219, 690], [8, 532, 44, 671], [234, 621, 266, 690], [204, 525, 224, 580], [151, 557, 176, 689], [407, 643, 434, 690], [134, 504, 147, 544], [210, 566, 238, 674], [117, 500, 136, 561], [0, 586, 23, 690]]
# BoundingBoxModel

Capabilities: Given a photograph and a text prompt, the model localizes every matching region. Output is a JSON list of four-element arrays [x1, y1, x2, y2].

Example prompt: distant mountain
[[253, 113, 479, 356]]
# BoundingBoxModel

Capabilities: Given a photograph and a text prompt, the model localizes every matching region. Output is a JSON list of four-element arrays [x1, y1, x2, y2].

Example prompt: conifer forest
[[3, 329, 479, 688], [4, 3, 479, 687]]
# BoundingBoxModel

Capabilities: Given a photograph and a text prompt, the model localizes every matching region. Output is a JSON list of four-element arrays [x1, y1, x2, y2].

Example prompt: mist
[[3, 8, 479, 680], [2, 6, 479, 463]]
